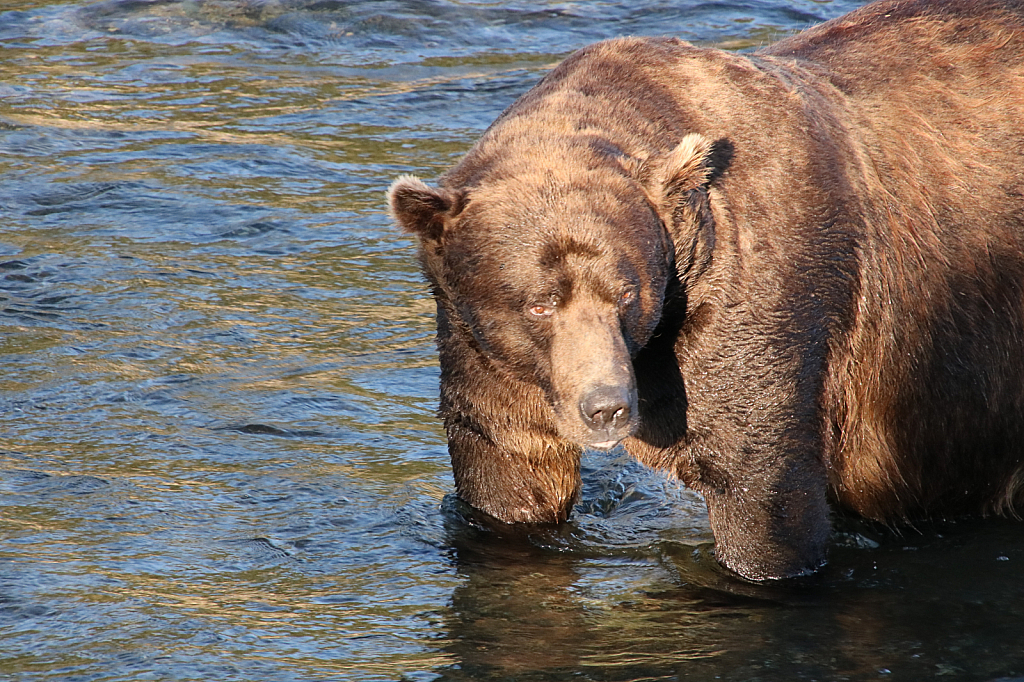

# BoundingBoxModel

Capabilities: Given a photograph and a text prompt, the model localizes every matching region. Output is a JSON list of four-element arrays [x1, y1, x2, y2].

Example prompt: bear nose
[[580, 385, 633, 433]]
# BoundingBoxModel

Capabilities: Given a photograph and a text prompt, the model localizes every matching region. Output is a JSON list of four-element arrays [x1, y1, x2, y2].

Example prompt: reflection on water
[[2, 1, 1023, 681], [436, 515, 1024, 682]]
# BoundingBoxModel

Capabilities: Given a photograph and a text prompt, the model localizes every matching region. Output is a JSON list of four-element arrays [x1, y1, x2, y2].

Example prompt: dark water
[[2, 1, 1023, 680]]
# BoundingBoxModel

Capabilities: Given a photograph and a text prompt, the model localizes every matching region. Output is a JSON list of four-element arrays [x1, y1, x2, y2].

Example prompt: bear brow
[[539, 237, 601, 268]]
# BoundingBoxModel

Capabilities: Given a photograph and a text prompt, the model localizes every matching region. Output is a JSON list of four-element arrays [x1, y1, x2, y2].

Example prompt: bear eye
[[527, 302, 555, 318], [619, 289, 635, 306]]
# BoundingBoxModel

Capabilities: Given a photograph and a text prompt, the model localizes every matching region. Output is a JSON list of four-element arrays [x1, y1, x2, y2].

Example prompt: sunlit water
[[2, 2, 1023, 681]]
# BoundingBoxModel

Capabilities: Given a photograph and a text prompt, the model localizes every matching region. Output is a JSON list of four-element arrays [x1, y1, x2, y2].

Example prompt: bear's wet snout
[[580, 385, 634, 445]]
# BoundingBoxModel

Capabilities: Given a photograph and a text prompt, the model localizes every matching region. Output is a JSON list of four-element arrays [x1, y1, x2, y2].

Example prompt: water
[[1, 1, 1023, 680]]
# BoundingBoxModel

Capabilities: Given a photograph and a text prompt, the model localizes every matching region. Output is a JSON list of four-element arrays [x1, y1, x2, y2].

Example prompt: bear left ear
[[388, 175, 466, 244], [639, 133, 720, 283], [647, 132, 715, 202]]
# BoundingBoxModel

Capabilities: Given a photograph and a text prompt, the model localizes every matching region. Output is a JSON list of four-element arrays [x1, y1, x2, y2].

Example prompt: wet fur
[[390, 0, 1024, 579]]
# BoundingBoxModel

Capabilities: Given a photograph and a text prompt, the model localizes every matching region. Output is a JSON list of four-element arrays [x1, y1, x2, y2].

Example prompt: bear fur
[[389, 0, 1024, 580]]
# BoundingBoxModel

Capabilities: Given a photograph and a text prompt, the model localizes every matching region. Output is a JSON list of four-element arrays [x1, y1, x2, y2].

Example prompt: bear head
[[390, 134, 715, 455]]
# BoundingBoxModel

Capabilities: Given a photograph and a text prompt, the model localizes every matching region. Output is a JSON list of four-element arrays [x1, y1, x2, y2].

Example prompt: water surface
[[2, 2, 1023, 681]]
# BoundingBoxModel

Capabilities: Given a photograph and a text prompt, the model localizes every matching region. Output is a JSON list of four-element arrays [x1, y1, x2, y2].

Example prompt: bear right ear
[[388, 175, 465, 244]]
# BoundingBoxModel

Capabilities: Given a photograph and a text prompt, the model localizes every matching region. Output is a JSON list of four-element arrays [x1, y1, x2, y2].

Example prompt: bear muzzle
[[548, 293, 640, 449]]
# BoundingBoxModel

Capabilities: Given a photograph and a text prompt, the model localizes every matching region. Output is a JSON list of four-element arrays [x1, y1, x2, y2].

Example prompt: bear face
[[391, 150, 688, 450]]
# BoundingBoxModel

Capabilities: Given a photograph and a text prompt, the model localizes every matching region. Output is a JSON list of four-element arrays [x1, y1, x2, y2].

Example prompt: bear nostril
[[580, 385, 633, 432]]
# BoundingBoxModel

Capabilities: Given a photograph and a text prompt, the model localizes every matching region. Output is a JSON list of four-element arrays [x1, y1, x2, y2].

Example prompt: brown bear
[[388, 0, 1024, 580]]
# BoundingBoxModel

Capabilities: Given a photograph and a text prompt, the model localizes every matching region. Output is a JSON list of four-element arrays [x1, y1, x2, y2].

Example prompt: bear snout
[[579, 384, 636, 448]]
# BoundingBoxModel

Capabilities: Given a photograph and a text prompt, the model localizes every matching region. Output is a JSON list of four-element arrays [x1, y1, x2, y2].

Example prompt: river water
[[2, 1, 1023, 680]]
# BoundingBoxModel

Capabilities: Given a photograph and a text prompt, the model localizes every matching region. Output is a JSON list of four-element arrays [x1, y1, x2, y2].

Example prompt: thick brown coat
[[389, 0, 1024, 579]]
